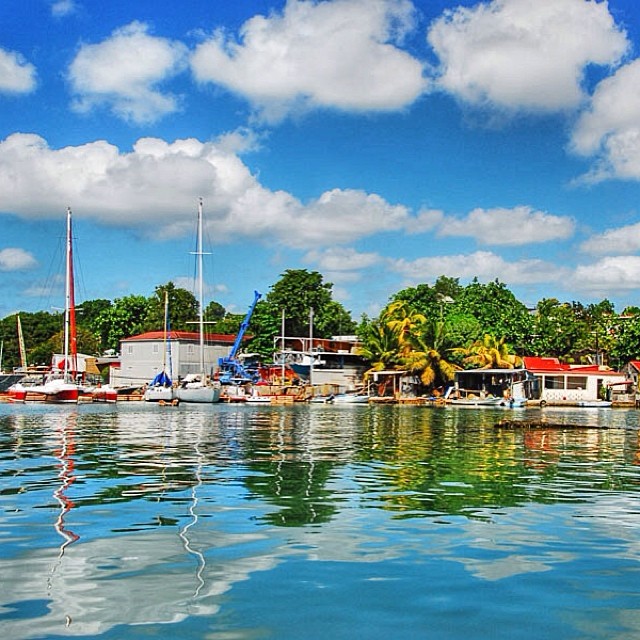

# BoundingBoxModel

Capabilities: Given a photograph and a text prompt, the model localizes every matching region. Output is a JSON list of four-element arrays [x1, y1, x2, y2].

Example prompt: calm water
[[1, 402, 640, 640]]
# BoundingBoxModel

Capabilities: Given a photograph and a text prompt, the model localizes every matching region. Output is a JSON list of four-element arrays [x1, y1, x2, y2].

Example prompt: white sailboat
[[143, 291, 175, 402], [176, 199, 221, 404], [36, 208, 80, 403]]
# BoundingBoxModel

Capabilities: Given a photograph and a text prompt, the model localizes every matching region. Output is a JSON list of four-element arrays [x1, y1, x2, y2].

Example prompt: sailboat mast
[[64, 207, 77, 380], [197, 198, 205, 376], [162, 290, 169, 372], [17, 314, 27, 369]]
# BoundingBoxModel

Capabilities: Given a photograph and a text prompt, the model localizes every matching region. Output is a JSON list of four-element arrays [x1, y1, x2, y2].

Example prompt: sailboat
[[176, 199, 221, 404], [39, 207, 80, 403], [143, 291, 175, 402], [9, 209, 80, 403]]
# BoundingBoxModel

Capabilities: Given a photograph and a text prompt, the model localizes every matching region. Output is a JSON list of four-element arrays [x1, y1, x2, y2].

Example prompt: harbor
[[1, 400, 639, 640]]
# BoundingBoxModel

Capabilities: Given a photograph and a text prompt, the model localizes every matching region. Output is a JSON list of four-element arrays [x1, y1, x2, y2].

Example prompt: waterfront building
[[110, 331, 237, 389]]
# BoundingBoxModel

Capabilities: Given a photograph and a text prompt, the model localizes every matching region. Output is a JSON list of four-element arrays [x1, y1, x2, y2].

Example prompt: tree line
[[3, 269, 640, 385]]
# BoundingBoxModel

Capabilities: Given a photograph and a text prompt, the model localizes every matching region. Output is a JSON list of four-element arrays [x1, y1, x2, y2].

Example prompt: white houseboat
[[522, 356, 626, 406]]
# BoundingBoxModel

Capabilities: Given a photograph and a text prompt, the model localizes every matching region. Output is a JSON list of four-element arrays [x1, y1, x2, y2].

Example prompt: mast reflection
[[49, 412, 80, 594]]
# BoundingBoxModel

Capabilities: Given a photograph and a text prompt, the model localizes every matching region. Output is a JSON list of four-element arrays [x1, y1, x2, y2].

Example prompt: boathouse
[[522, 356, 626, 405]]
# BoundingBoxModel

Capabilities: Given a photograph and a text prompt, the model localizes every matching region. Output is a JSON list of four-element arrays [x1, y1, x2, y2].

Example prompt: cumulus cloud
[[68, 22, 188, 124], [0, 132, 422, 251], [571, 60, 640, 182], [572, 256, 640, 293], [0, 248, 38, 271], [304, 247, 382, 284], [580, 221, 640, 255], [390, 250, 566, 284], [0, 48, 37, 94], [191, 0, 426, 121], [437, 206, 575, 245], [427, 0, 628, 112]]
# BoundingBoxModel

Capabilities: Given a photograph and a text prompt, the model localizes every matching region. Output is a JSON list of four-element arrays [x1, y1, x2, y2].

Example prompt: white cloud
[[51, 0, 77, 17], [390, 250, 566, 284], [572, 256, 640, 293], [403, 207, 444, 234], [571, 60, 640, 181], [190, 0, 426, 121], [0, 48, 37, 94], [68, 22, 188, 124], [304, 247, 381, 272], [0, 132, 421, 251], [580, 221, 640, 255], [437, 206, 575, 245], [427, 0, 628, 112], [0, 248, 38, 271]]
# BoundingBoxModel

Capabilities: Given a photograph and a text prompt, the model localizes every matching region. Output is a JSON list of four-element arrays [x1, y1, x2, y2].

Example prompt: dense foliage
[[2, 270, 640, 387]]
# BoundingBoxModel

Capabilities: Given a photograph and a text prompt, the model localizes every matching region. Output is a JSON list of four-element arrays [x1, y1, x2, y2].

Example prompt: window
[[544, 375, 565, 390], [153, 344, 159, 354], [567, 376, 587, 390], [127, 345, 134, 355]]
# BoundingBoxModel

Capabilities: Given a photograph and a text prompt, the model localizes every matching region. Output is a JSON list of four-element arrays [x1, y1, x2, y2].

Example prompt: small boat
[[446, 387, 502, 406], [332, 393, 370, 404], [449, 396, 502, 407], [577, 400, 612, 408], [175, 199, 221, 404], [86, 385, 118, 403], [309, 394, 335, 404]]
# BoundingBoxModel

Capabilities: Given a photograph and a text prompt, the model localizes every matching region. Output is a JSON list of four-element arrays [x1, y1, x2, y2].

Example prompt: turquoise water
[[1, 402, 639, 639]]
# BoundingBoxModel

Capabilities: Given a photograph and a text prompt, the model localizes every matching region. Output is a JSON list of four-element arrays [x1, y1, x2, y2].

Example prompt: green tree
[[610, 311, 640, 368], [358, 300, 457, 391], [247, 270, 356, 360], [453, 334, 522, 369], [453, 279, 533, 348], [357, 318, 403, 373], [144, 282, 199, 332], [531, 299, 583, 360], [94, 295, 150, 352]]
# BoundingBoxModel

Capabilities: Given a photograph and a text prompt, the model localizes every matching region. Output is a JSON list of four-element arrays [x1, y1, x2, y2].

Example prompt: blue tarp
[[150, 371, 172, 387]]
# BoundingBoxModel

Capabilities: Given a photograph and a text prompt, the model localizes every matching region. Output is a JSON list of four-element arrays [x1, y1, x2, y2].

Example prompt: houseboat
[[522, 356, 626, 406]]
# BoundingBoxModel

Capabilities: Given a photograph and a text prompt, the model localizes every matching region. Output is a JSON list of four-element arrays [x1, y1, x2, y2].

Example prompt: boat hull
[[143, 386, 175, 402], [90, 387, 118, 403], [44, 384, 79, 404], [449, 397, 502, 407], [333, 394, 370, 404], [176, 384, 221, 403]]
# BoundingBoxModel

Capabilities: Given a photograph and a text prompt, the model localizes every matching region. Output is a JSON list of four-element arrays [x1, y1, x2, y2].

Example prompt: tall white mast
[[197, 198, 205, 376], [63, 207, 72, 381]]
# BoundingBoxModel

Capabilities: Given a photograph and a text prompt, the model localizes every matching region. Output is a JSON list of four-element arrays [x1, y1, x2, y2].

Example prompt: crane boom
[[218, 290, 261, 383]]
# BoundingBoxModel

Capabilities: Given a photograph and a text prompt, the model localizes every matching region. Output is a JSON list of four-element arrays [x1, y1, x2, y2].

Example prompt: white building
[[522, 356, 626, 405], [110, 330, 237, 389]]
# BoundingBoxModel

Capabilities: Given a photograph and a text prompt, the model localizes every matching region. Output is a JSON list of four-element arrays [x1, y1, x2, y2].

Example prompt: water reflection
[[0, 403, 640, 639]]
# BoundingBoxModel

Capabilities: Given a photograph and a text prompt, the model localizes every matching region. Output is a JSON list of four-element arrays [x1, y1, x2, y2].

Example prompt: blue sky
[[2, 0, 640, 321]]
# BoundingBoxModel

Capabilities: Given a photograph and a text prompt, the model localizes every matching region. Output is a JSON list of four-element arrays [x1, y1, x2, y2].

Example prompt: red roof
[[628, 360, 640, 372], [522, 356, 621, 375], [123, 330, 237, 344]]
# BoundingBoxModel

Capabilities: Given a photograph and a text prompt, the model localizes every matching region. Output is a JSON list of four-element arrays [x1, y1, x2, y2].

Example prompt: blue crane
[[217, 290, 262, 384]]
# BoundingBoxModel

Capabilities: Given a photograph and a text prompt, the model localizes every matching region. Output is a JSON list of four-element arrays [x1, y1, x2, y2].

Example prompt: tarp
[[150, 371, 172, 387]]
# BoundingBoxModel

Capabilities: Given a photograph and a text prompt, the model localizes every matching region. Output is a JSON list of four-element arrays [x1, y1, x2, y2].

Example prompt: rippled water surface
[[1, 402, 640, 639]]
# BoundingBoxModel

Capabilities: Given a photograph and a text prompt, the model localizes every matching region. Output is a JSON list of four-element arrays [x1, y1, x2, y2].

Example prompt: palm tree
[[398, 333, 458, 388], [454, 334, 522, 369], [357, 319, 403, 374]]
